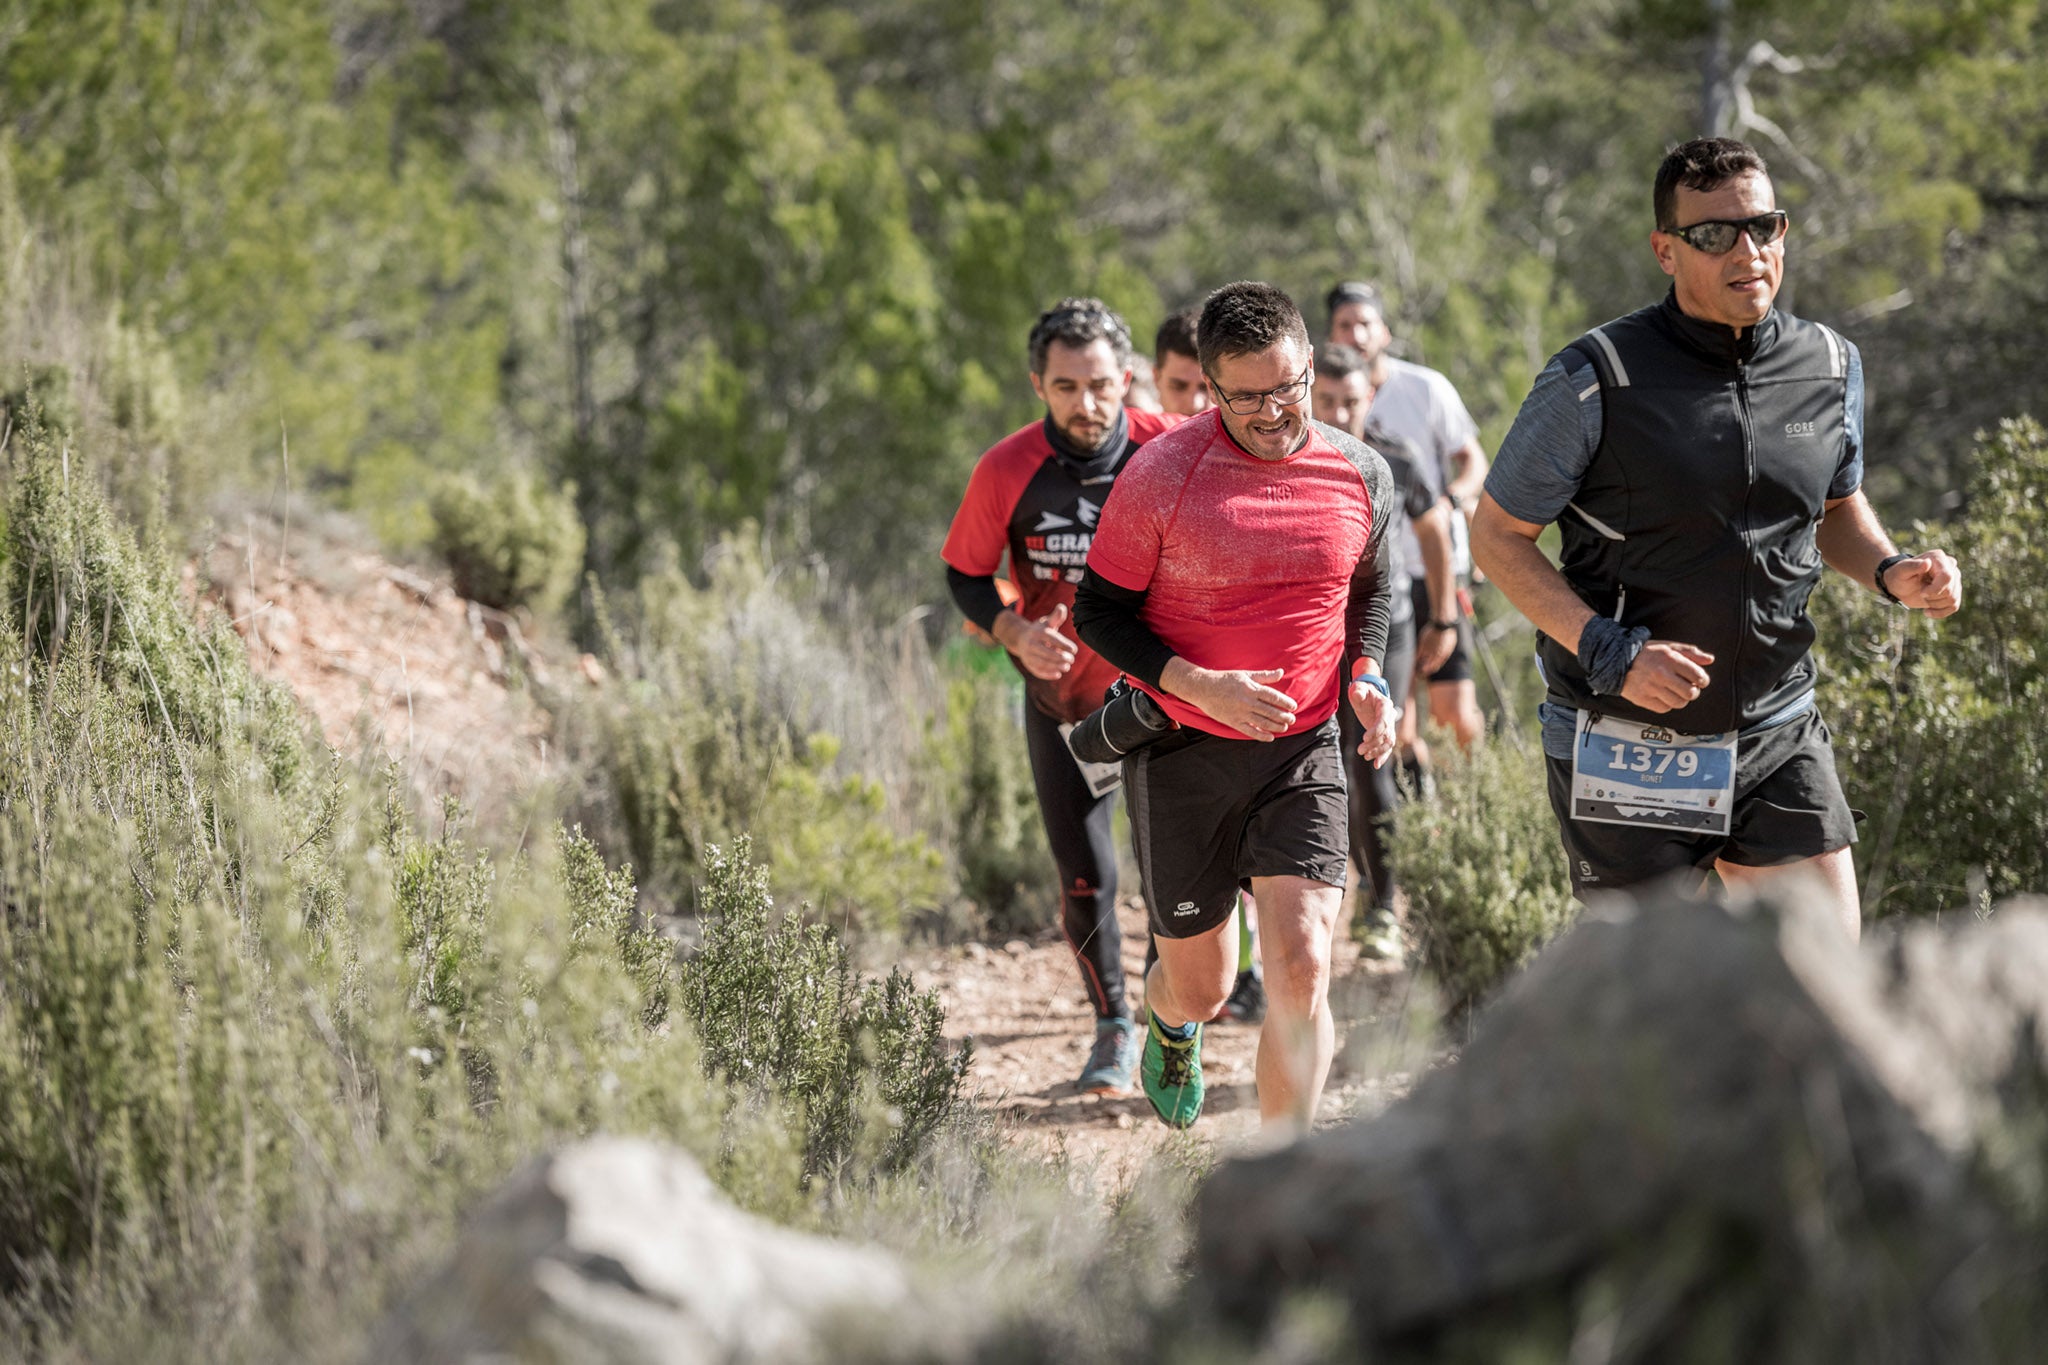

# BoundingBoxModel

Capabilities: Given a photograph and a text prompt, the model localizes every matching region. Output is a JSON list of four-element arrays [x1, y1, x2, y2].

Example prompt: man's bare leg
[[1146, 906, 1238, 1029], [1716, 845, 1860, 942], [1400, 678, 1434, 779], [1250, 874, 1344, 1132], [1428, 677, 1485, 751]]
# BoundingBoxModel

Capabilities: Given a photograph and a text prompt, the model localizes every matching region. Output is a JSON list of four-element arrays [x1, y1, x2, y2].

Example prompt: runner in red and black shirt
[[1075, 283, 1399, 1133], [941, 297, 1180, 1097]]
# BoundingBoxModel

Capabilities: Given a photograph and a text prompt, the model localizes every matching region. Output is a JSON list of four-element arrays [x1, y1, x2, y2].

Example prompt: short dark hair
[[1324, 280, 1383, 321], [1196, 282, 1311, 376], [1028, 297, 1133, 375], [1315, 342, 1368, 382], [1154, 306, 1200, 365], [1654, 137, 1769, 230]]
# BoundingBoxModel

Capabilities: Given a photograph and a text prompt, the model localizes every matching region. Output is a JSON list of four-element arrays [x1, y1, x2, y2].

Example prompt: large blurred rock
[[1194, 887, 2048, 1363], [375, 1136, 914, 1365]]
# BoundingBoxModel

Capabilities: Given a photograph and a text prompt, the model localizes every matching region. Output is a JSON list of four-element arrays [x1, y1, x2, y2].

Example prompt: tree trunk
[[1701, 0, 1734, 136]]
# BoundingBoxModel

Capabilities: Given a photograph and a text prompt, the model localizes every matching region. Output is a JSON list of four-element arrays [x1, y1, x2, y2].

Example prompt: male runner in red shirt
[[941, 298, 1180, 1096], [1155, 302, 1269, 1023], [1075, 282, 1400, 1132]]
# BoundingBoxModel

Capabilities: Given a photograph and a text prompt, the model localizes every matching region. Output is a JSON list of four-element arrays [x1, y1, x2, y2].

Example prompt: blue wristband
[[1351, 671, 1391, 700]]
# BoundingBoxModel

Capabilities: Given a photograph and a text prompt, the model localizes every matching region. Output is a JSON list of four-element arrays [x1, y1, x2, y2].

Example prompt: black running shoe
[[1218, 968, 1266, 1024]]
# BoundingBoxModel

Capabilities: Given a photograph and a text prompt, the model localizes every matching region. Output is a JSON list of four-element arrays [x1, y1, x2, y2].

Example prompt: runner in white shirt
[[1326, 282, 1489, 770]]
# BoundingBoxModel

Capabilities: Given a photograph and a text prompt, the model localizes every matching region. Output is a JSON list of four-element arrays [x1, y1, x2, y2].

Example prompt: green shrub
[[1388, 738, 1579, 1015], [682, 839, 969, 1182], [0, 364, 77, 440], [0, 431, 980, 1358], [929, 662, 1054, 938], [587, 544, 949, 929], [426, 469, 585, 615], [1812, 415, 2048, 915]]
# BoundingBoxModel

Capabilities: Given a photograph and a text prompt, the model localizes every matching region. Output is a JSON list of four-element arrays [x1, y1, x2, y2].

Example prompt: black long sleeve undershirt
[[945, 566, 1008, 635], [1346, 521, 1395, 678], [1072, 570, 1176, 689]]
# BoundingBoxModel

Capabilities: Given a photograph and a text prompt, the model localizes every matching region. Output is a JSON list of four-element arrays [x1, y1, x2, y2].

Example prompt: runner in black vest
[[1472, 137, 1961, 941], [942, 298, 1180, 1095]]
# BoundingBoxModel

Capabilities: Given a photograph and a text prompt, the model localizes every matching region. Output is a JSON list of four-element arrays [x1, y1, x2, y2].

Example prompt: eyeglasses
[[1218, 366, 1313, 415], [1662, 211, 1789, 255]]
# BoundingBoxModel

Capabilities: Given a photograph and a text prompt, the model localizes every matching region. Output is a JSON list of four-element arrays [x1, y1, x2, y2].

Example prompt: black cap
[[1325, 280, 1383, 317]]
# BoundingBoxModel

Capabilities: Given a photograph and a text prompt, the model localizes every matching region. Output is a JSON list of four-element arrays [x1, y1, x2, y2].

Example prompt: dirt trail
[[202, 514, 1426, 1178], [907, 894, 1429, 1183]]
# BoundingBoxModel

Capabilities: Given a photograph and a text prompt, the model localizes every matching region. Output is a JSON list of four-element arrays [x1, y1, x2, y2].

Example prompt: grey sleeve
[[1316, 422, 1396, 672], [1483, 353, 1602, 525], [1830, 340, 1865, 500]]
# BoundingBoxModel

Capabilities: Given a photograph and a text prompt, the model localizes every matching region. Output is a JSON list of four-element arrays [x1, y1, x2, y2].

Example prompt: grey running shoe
[[1359, 906, 1405, 965], [1077, 1017, 1140, 1095]]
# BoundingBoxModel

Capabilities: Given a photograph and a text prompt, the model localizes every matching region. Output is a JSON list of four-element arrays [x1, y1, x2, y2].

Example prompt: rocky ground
[[195, 508, 598, 828]]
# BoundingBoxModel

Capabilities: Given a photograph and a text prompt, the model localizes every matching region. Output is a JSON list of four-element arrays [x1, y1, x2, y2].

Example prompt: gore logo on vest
[[1784, 420, 1817, 437]]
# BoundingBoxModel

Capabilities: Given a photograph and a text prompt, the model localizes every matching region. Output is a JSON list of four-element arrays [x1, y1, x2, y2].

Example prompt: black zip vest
[[1538, 292, 1855, 734]]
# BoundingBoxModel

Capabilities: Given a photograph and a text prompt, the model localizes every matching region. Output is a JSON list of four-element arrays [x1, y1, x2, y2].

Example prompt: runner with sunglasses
[[1471, 137, 1962, 940]]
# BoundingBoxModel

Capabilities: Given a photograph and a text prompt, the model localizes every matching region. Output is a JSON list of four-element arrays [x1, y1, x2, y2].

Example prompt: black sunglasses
[[1662, 211, 1788, 254]]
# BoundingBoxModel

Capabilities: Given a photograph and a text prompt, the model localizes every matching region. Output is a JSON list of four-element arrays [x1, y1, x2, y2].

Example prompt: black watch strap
[[1874, 552, 1913, 606], [1428, 617, 1460, 630]]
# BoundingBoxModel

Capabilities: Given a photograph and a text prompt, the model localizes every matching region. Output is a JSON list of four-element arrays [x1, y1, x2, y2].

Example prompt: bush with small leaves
[[427, 469, 585, 615], [930, 664, 1055, 938], [588, 544, 949, 929], [1387, 738, 1579, 1016], [681, 839, 970, 1181], [1812, 416, 2048, 915]]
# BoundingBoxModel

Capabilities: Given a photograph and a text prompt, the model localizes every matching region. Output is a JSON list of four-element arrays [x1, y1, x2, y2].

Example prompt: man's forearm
[[1816, 490, 1897, 593], [1415, 503, 1456, 622], [1469, 495, 1594, 652], [1072, 568, 1174, 688], [1447, 439, 1489, 507], [945, 566, 1008, 634]]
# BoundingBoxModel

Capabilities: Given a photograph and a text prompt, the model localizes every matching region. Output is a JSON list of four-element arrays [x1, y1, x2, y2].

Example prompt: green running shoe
[[1141, 1012, 1205, 1129]]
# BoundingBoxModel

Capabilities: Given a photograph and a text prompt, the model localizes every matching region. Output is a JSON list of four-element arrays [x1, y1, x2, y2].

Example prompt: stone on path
[[374, 1136, 915, 1365], [1193, 886, 2048, 1363]]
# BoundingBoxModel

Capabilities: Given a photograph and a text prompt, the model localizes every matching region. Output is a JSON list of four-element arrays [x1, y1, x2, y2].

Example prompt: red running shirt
[[1085, 410, 1391, 739], [942, 409, 1181, 723]]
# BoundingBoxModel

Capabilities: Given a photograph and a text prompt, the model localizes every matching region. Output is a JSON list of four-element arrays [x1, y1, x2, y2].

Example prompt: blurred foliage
[[581, 535, 1036, 933], [1388, 738, 1580, 1016], [426, 468, 586, 614], [931, 663, 1054, 939], [1812, 416, 2048, 916], [0, 424, 979, 1357], [1, 0, 2038, 596]]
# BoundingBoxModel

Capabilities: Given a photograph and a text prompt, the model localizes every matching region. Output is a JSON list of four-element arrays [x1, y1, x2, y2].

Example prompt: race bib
[[1570, 711, 1736, 836], [1057, 723, 1123, 798]]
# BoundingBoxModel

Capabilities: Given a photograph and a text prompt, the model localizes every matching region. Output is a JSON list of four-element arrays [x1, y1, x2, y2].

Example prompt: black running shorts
[[1411, 578, 1472, 685], [1126, 716, 1350, 939], [1544, 707, 1858, 899]]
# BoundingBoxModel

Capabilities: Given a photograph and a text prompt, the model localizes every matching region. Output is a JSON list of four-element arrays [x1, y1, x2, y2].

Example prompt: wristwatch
[[1427, 617, 1461, 631], [1874, 552, 1914, 606]]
